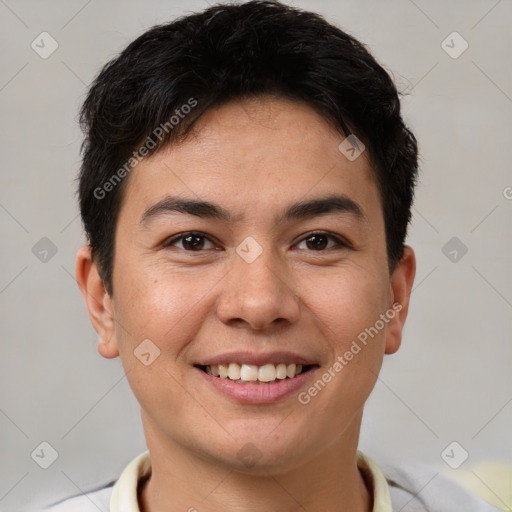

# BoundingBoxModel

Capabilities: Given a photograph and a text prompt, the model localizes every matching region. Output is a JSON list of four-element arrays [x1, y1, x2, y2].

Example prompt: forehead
[[118, 97, 380, 225]]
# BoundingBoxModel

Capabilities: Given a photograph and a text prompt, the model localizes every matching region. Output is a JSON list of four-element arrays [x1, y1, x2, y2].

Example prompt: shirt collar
[[111, 450, 392, 512], [357, 450, 393, 511]]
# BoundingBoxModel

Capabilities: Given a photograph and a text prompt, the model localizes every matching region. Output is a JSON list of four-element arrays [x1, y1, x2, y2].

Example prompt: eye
[[163, 230, 350, 252], [164, 232, 217, 251], [295, 231, 350, 251]]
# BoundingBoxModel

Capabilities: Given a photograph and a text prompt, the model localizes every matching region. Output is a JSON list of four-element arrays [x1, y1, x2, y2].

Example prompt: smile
[[199, 363, 312, 383], [195, 361, 318, 404]]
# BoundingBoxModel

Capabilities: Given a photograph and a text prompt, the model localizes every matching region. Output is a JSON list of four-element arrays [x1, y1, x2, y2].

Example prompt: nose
[[215, 247, 300, 331]]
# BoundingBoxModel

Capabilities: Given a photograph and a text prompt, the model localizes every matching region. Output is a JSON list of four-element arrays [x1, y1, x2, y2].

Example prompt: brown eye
[[165, 232, 216, 251], [296, 232, 348, 251], [306, 234, 328, 250], [181, 234, 206, 250]]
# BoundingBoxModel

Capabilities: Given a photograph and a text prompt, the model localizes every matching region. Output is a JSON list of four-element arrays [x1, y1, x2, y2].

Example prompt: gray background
[[1, 0, 511, 510]]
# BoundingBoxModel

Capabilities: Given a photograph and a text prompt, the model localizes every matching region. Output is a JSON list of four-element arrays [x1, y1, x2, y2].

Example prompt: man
[[40, 1, 501, 510]]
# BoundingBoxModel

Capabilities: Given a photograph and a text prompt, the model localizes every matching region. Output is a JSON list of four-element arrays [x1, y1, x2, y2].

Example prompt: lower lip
[[196, 367, 316, 404]]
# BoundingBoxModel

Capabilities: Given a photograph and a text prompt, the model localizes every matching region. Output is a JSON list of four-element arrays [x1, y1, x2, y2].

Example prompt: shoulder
[[381, 458, 504, 511], [27, 451, 149, 512], [27, 484, 113, 512]]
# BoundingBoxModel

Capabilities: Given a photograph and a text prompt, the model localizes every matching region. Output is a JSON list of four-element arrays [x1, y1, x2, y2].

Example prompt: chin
[[206, 434, 310, 475]]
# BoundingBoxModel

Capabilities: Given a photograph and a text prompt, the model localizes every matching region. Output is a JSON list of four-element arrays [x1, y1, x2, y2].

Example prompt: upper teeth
[[206, 363, 303, 382]]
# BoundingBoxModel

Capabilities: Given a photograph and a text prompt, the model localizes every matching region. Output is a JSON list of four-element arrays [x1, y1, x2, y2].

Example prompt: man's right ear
[[75, 246, 119, 359]]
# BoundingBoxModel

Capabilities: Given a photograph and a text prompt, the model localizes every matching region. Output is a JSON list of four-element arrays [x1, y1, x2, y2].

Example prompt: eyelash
[[163, 230, 351, 252]]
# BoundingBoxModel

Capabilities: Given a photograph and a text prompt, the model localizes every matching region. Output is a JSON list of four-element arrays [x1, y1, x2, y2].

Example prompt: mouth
[[193, 351, 320, 404], [195, 362, 316, 384], [194, 357, 319, 404]]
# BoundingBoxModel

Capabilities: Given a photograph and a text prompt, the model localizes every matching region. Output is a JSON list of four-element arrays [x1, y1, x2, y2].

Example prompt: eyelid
[[164, 231, 218, 249], [293, 230, 352, 250], [163, 230, 352, 251]]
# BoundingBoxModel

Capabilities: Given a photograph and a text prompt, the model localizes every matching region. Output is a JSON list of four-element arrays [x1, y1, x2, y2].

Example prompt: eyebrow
[[139, 194, 366, 228]]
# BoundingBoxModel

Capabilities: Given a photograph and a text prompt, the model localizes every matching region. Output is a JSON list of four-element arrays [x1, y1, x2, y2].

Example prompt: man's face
[[84, 97, 413, 472]]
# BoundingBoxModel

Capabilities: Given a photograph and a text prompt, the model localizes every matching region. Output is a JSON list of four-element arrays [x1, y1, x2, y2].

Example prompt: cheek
[[295, 268, 390, 433], [110, 265, 204, 417], [299, 263, 390, 357], [112, 258, 200, 352], [112, 255, 230, 375]]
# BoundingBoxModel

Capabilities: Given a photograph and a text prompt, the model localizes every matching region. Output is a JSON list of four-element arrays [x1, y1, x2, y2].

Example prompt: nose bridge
[[216, 240, 300, 330]]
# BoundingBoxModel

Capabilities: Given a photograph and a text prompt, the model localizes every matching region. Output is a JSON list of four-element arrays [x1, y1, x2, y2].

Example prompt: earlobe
[[75, 246, 119, 359], [384, 246, 416, 355]]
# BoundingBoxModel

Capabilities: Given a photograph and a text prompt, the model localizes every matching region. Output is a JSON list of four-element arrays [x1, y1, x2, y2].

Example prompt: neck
[[138, 413, 372, 512]]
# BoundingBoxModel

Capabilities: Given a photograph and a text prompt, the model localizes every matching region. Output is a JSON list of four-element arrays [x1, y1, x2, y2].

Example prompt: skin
[[76, 96, 416, 512]]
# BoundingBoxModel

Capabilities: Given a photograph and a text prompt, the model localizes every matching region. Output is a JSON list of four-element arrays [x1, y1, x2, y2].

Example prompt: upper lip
[[195, 351, 317, 367]]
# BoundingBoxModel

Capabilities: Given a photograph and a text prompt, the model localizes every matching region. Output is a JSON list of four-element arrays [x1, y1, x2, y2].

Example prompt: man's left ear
[[384, 245, 416, 355]]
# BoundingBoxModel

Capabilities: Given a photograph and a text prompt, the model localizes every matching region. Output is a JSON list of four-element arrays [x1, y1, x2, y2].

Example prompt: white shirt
[[35, 450, 502, 512]]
